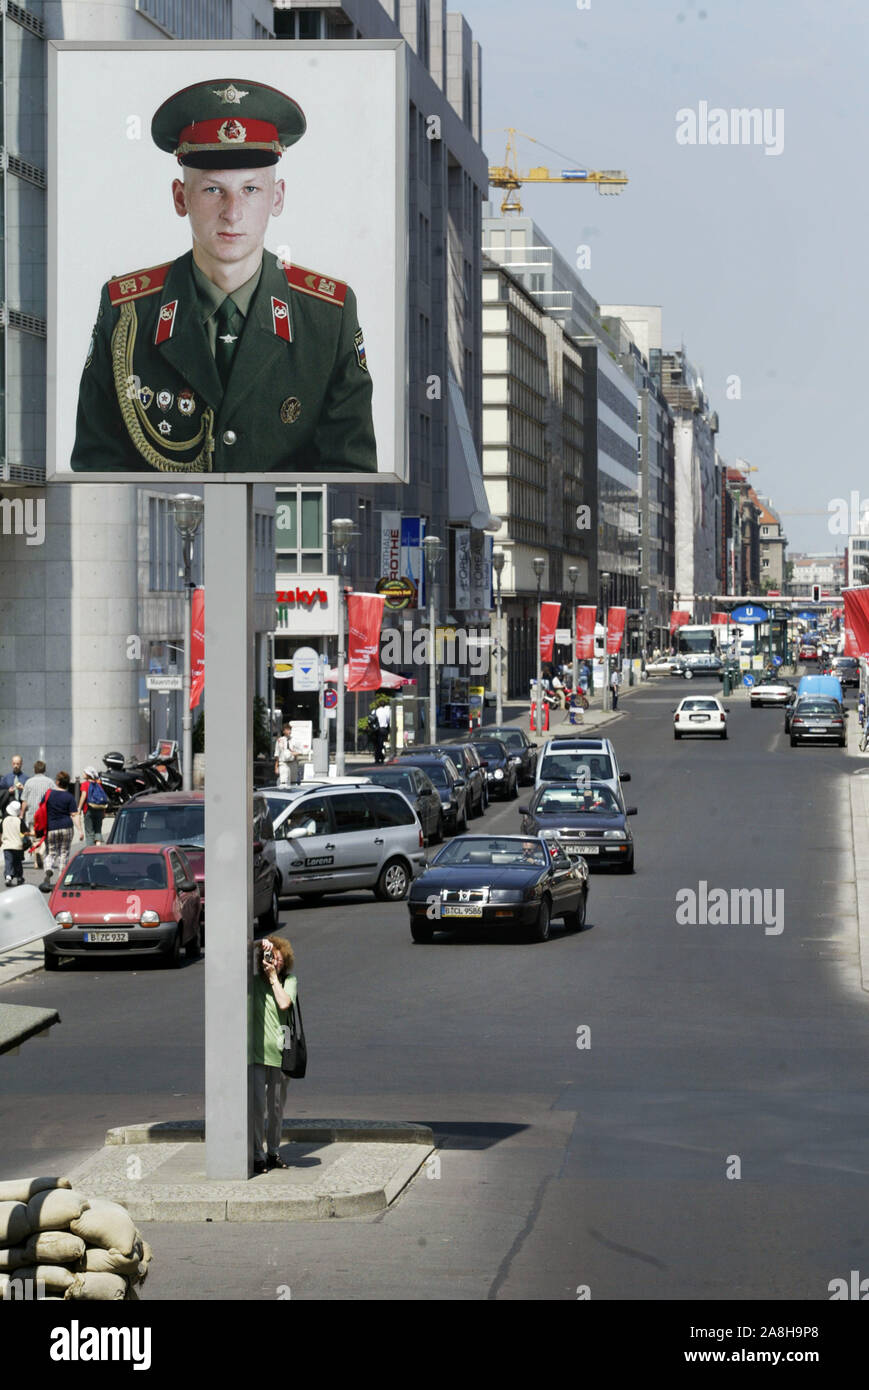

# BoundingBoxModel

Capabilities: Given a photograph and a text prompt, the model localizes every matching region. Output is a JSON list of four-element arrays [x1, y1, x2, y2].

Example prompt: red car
[[799, 641, 818, 662], [43, 845, 202, 970]]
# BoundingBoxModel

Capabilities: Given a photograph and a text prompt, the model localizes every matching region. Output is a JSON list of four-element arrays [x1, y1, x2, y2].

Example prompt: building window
[[276, 486, 325, 574], [136, 0, 232, 39]]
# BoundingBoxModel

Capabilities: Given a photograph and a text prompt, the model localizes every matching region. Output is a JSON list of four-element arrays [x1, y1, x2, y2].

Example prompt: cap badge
[[213, 85, 248, 106], [218, 119, 247, 145]]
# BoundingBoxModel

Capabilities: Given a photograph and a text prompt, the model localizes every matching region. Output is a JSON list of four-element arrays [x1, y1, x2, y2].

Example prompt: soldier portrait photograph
[[49, 45, 405, 481]]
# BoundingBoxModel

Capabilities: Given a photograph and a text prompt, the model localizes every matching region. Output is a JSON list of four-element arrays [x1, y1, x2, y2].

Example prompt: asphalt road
[[3, 680, 868, 1300]]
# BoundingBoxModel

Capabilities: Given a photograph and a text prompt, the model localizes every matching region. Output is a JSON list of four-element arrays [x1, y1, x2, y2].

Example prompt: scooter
[[100, 753, 151, 807], [131, 750, 182, 792]]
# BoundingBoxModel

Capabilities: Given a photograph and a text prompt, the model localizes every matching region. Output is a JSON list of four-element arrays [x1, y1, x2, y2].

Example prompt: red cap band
[[176, 116, 281, 155]]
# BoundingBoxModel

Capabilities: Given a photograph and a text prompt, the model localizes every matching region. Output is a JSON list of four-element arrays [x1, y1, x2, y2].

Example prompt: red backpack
[[33, 790, 51, 838]]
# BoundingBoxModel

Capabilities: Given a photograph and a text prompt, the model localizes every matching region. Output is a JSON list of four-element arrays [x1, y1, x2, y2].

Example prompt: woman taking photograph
[[249, 935, 298, 1174]]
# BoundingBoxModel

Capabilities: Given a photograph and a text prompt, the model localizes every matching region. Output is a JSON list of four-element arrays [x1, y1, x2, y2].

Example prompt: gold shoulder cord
[[111, 301, 215, 472]]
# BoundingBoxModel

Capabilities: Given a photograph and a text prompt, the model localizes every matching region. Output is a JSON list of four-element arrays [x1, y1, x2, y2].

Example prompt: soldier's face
[[172, 167, 285, 267]]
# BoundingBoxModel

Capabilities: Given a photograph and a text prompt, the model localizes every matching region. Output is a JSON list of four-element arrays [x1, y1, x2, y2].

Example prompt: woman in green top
[[249, 934, 298, 1174]]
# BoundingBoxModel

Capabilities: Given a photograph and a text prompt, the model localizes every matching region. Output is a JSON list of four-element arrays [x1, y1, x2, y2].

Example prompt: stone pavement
[[66, 1120, 434, 1222]]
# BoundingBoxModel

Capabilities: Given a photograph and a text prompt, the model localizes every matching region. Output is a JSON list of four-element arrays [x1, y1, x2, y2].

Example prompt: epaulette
[[283, 263, 348, 307], [107, 262, 173, 307]]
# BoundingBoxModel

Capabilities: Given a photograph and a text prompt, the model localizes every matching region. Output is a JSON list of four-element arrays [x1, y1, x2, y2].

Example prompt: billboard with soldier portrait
[[47, 41, 407, 484]]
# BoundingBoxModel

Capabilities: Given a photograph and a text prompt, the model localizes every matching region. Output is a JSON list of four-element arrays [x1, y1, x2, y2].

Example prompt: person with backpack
[[39, 772, 82, 892], [78, 766, 109, 845]]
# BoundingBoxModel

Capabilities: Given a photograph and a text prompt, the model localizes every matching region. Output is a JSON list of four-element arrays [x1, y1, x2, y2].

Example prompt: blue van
[[797, 674, 845, 706]]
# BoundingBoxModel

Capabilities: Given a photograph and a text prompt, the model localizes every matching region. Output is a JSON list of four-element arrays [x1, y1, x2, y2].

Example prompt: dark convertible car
[[407, 833, 589, 943]]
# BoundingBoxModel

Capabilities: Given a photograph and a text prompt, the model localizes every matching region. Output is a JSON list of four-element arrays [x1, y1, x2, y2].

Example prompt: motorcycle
[[100, 752, 151, 807], [131, 750, 182, 792]]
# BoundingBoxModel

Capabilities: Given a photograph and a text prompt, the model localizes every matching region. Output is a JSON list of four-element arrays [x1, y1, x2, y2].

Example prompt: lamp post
[[532, 556, 546, 737], [568, 565, 579, 700], [640, 584, 649, 668], [331, 518, 354, 775], [492, 550, 506, 725], [600, 571, 611, 711], [422, 535, 444, 738], [169, 493, 204, 791]]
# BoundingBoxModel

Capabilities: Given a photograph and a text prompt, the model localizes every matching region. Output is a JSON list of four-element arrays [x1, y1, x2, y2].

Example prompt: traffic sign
[[292, 645, 320, 693], [772, 654, 783, 667], [146, 675, 183, 692], [743, 673, 755, 687], [555, 628, 571, 645], [323, 689, 337, 709]]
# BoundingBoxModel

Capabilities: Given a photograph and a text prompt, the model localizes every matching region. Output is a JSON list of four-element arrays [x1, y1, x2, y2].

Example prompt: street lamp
[[600, 571, 611, 711], [492, 550, 506, 725], [422, 535, 444, 738], [568, 565, 579, 702], [169, 493, 204, 791], [332, 518, 354, 775], [640, 584, 649, 666], [532, 556, 546, 737]]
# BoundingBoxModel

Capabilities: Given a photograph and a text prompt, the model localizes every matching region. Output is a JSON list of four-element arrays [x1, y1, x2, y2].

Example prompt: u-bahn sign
[[729, 604, 769, 625]]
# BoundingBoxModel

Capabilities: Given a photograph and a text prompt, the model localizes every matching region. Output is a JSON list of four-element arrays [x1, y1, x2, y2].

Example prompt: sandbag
[[71, 1200, 137, 1257], [0, 1177, 71, 1203], [64, 1271, 127, 1301], [13, 1263, 75, 1293], [26, 1189, 88, 1232], [24, 1231, 86, 1265], [82, 1240, 142, 1277], [0, 1202, 31, 1246], [0, 1246, 29, 1271]]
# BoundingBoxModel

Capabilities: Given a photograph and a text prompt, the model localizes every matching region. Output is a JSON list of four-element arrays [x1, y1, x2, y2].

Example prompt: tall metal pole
[[533, 556, 545, 738], [568, 566, 579, 705], [493, 550, 506, 727], [601, 571, 610, 712], [422, 536, 442, 741], [331, 519, 354, 776], [182, 541, 193, 791]]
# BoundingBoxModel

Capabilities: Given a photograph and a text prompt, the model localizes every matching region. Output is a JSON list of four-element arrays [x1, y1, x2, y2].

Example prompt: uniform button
[[222, 430, 237, 445]]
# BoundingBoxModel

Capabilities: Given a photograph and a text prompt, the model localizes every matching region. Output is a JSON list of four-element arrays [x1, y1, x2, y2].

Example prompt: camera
[[262, 943, 274, 965]]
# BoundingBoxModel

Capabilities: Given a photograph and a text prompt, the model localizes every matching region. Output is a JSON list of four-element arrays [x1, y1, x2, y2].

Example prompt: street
[[2, 680, 867, 1300]]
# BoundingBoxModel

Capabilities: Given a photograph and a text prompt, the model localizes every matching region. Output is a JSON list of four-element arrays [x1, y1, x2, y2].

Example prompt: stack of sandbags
[[0, 1178, 151, 1301]]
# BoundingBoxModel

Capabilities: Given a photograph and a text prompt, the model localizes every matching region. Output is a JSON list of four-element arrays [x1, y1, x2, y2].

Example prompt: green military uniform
[[71, 249, 376, 473], [70, 75, 377, 474]]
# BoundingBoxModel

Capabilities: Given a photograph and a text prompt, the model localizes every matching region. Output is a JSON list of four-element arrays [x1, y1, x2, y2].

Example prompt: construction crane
[[488, 128, 628, 215]]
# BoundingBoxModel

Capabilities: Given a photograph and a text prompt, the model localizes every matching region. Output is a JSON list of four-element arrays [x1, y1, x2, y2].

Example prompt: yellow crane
[[489, 128, 628, 215]]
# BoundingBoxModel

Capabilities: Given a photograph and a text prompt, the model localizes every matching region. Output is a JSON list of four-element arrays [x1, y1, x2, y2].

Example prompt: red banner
[[606, 606, 627, 656], [347, 592, 385, 691], [190, 587, 205, 709], [670, 609, 691, 635], [711, 611, 729, 625], [575, 606, 597, 659], [842, 588, 869, 658], [539, 602, 561, 664]]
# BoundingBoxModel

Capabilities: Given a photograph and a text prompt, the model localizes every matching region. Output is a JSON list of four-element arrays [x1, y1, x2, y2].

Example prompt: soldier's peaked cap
[[151, 79, 306, 168]]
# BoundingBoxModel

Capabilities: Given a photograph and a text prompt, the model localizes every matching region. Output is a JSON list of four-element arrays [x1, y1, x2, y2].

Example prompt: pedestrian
[[39, 772, 82, 893], [2, 801, 29, 887], [610, 666, 621, 710], [21, 761, 54, 871], [550, 671, 567, 710], [0, 755, 25, 814], [273, 723, 297, 787], [72, 79, 375, 477], [374, 701, 392, 762], [77, 766, 108, 846], [249, 934, 298, 1174]]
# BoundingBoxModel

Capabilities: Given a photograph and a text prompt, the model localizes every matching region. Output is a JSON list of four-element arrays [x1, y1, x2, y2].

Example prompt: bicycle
[[860, 722, 869, 754]]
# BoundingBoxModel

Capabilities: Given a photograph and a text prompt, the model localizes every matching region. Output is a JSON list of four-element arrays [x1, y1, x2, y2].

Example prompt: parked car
[[106, 790, 279, 933], [44, 845, 201, 970], [830, 656, 859, 689], [407, 833, 589, 943], [788, 696, 846, 747], [394, 744, 486, 817], [388, 755, 470, 835], [534, 736, 631, 804], [351, 765, 443, 843], [267, 782, 426, 902], [468, 736, 519, 799], [471, 726, 538, 785], [673, 695, 729, 739], [519, 781, 636, 872]]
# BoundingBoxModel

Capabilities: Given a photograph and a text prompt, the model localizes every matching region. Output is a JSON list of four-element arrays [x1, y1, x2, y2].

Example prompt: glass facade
[[275, 485, 326, 575]]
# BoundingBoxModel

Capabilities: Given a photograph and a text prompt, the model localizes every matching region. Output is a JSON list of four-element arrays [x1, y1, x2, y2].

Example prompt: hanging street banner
[[190, 586, 204, 709], [842, 587, 869, 657], [575, 607, 597, 660], [347, 592, 386, 691], [606, 606, 627, 656], [539, 602, 561, 663]]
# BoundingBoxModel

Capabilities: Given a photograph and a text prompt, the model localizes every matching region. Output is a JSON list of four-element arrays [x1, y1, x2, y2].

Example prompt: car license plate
[[83, 931, 129, 943], [806, 722, 827, 729], [442, 904, 483, 918], [689, 714, 710, 722], [574, 845, 599, 855]]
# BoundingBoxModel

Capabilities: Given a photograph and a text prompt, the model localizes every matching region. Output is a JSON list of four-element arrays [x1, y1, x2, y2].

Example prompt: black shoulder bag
[[281, 993, 307, 1079]]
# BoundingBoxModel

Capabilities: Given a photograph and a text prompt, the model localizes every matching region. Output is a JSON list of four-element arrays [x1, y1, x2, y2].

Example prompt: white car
[[645, 657, 678, 676], [673, 695, 730, 740], [749, 677, 796, 708]]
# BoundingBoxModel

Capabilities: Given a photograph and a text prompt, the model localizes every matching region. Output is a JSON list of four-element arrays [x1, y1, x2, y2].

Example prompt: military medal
[[157, 390, 173, 411], [271, 296, 291, 342], [280, 397, 301, 425], [158, 420, 172, 436], [155, 299, 178, 345], [178, 390, 195, 415], [138, 385, 154, 408]]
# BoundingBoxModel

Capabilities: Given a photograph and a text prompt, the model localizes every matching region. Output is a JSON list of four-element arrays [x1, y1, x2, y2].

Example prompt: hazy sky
[[467, 0, 868, 554]]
